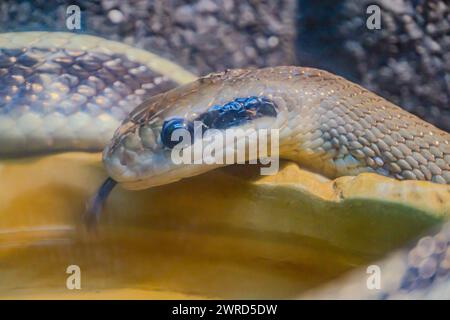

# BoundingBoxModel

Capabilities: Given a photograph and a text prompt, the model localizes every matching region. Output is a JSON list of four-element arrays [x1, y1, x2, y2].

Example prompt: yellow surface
[[0, 153, 449, 299]]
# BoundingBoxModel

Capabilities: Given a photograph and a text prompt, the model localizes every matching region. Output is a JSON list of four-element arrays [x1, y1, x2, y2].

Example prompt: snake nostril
[[121, 149, 138, 166]]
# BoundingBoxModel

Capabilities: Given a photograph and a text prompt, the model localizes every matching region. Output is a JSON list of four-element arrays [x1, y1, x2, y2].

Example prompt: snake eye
[[160, 118, 194, 149]]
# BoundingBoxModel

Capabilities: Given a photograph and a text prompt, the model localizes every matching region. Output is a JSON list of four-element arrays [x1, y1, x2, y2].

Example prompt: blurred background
[[0, 0, 448, 130]]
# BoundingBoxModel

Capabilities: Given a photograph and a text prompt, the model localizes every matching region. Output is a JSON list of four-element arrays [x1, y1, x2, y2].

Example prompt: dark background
[[0, 0, 449, 131]]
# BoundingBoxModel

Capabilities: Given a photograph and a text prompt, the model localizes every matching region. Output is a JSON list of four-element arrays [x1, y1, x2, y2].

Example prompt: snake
[[1, 32, 450, 299]]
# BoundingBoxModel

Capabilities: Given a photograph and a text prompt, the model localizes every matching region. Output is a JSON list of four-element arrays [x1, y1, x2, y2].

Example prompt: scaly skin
[[104, 67, 450, 189], [102, 66, 450, 299], [0, 32, 196, 156], [303, 221, 450, 299], [1, 33, 449, 299]]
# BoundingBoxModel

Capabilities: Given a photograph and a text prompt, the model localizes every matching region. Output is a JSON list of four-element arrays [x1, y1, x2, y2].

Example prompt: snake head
[[102, 72, 283, 190]]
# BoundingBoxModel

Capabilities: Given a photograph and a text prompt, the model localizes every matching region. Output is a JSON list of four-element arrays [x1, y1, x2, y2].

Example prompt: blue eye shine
[[160, 118, 194, 149]]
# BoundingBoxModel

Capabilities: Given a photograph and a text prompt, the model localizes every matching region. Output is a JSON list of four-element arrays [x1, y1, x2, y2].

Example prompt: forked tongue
[[84, 177, 117, 230]]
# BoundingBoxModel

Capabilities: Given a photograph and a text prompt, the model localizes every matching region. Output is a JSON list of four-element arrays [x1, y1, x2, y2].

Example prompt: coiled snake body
[[1, 32, 450, 299]]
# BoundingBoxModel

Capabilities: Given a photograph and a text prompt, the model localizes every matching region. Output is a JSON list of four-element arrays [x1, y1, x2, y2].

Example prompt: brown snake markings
[[109, 67, 450, 185]]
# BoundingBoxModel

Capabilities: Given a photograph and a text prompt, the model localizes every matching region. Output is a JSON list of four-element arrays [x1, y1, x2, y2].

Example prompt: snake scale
[[1, 32, 450, 299]]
